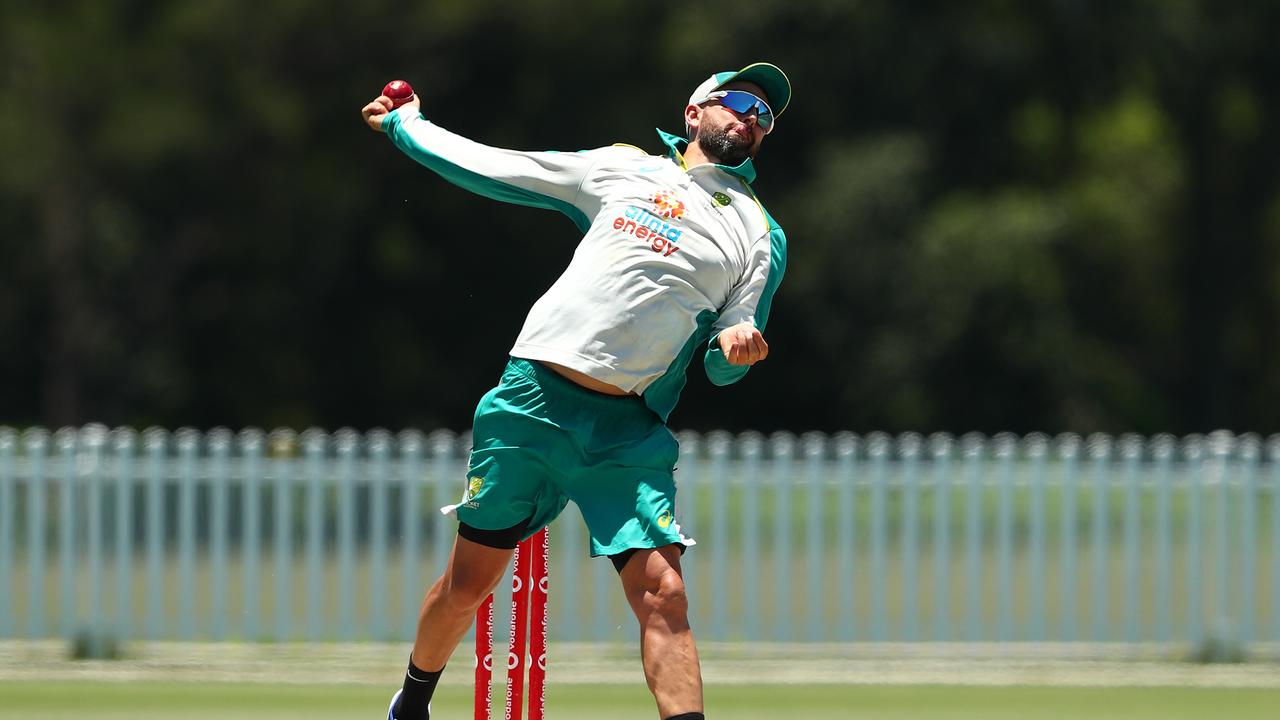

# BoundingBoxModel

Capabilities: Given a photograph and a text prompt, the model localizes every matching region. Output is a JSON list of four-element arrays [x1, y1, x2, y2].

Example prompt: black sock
[[393, 657, 442, 720], [665, 714, 705, 720]]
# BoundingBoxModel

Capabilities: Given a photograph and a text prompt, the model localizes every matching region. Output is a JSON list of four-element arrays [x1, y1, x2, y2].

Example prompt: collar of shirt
[[654, 129, 758, 185]]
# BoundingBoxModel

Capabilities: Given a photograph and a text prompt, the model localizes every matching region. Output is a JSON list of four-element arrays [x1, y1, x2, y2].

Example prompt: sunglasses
[[699, 90, 776, 133]]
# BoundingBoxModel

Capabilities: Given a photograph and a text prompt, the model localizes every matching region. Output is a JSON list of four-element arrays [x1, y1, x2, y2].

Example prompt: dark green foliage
[[2, 1, 1278, 434]]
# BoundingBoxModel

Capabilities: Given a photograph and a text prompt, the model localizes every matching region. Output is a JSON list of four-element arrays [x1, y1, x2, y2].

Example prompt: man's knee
[[437, 571, 496, 613], [639, 567, 689, 619]]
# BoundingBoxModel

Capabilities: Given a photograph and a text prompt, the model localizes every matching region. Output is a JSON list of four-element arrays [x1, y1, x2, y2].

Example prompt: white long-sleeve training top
[[384, 106, 787, 421]]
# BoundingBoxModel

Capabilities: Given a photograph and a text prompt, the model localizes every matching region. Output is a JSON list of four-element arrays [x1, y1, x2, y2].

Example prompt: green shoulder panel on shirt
[[701, 196, 787, 387], [755, 207, 788, 330], [383, 111, 592, 233], [729, 181, 786, 329]]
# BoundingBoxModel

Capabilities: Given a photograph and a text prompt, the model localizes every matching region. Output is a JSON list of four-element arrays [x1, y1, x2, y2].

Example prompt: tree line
[[1, 0, 1277, 435]]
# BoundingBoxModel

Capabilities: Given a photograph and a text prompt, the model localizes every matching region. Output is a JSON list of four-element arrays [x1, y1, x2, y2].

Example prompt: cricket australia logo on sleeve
[[611, 191, 685, 257]]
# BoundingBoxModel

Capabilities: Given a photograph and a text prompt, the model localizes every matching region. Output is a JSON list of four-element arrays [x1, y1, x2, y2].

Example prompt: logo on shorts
[[657, 511, 673, 529], [467, 476, 484, 500]]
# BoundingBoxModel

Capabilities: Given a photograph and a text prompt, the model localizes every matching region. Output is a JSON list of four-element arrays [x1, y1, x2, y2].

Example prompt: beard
[[695, 122, 754, 166]]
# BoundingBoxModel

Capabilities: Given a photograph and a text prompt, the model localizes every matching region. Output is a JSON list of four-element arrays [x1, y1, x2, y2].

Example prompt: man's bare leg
[[412, 534, 513, 669], [394, 534, 513, 720], [618, 545, 704, 718]]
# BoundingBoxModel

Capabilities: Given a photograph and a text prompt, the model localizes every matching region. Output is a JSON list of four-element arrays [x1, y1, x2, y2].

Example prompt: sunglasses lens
[[718, 91, 774, 129]]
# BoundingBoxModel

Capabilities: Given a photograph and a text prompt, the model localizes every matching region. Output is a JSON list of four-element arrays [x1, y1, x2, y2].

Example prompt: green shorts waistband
[[507, 357, 653, 415]]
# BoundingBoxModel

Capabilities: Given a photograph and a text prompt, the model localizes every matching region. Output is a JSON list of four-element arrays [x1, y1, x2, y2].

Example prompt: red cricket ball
[[382, 80, 414, 108]]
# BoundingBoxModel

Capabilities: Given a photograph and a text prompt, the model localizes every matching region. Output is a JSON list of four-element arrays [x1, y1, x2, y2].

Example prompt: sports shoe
[[386, 689, 402, 720], [386, 688, 431, 720]]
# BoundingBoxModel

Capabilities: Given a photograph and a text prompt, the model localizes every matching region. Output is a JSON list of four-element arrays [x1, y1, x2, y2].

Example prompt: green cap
[[687, 62, 792, 117]]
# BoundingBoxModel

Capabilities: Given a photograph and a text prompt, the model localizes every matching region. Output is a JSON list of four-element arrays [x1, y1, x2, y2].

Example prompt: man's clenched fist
[[718, 322, 769, 366]]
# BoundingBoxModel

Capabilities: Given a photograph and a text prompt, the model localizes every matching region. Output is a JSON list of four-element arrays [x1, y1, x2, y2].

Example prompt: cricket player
[[361, 62, 791, 720]]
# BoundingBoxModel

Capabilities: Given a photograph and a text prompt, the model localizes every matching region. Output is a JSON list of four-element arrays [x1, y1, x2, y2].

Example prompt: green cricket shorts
[[444, 357, 695, 557]]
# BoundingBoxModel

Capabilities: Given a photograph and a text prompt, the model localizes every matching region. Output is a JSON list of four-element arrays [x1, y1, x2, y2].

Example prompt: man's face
[[688, 80, 770, 166]]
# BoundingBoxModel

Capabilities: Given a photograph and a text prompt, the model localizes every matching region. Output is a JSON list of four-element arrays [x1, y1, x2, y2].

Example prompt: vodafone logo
[[476, 528, 548, 719]]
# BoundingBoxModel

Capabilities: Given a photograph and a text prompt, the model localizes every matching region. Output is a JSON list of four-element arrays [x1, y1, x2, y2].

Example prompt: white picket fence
[[0, 425, 1276, 647]]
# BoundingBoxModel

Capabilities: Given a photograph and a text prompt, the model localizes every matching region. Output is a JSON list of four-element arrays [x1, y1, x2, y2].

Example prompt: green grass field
[[3, 682, 1279, 720]]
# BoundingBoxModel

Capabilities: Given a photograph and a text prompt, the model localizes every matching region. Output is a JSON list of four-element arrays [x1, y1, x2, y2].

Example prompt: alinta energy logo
[[656, 510, 673, 529], [612, 192, 685, 257]]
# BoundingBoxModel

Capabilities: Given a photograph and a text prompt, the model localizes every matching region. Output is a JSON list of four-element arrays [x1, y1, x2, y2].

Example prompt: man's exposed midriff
[[539, 360, 634, 396]]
